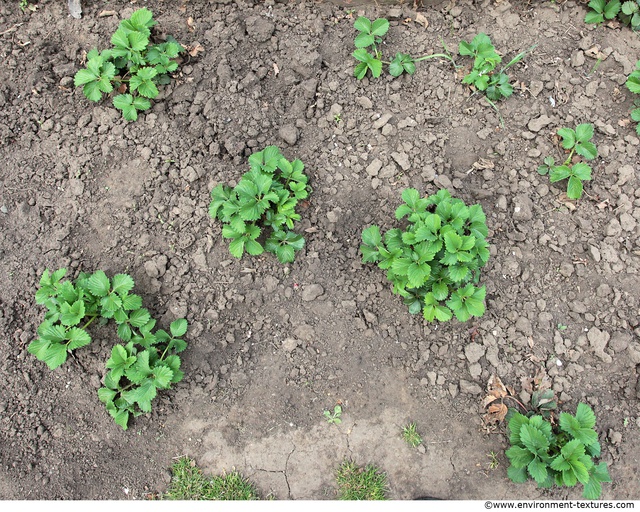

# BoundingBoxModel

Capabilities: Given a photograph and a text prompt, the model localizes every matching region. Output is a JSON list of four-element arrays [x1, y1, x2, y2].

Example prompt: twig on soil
[[0, 23, 23, 37]]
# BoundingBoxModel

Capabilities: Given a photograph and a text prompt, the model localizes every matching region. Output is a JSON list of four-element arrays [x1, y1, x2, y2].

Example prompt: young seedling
[[74, 8, 184, 121], [505, 403, 611, 499], [352, 16, 456, 80], [585, 0, 640, 30], [625, 60, 640, 135], [324, 405, 343, 425], [537, 124, 597, 200], [401, 422, 423, 448], [29, 268, 188, 430], [209, 146, 310, 264], [361, 189, 490, 323], [458, 33, 535, 103]]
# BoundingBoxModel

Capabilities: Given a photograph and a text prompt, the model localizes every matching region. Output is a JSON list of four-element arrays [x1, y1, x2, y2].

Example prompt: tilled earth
[[0, 0, 639, 501]]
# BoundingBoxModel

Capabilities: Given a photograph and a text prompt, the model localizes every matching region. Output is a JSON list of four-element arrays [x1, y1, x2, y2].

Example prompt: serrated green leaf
[[507, 464, 529, 483], [98, 387, 117, 404], [122, 293, 143, 311], [112, 274, 135, 295], [87, 270, 111, 297], [117, 322, 132, 342], [566, 176, 584, 200], [576, 141, 598, 160], [353, 16, 372, 33], [43, 343, 68, 370], [170, 318, 188, 338], [575, 123, 594, 143], [66, 327, 91, 350], [152, 365, 174, 389], [355, 32, 375, 49], [557, 128, 577, 149]]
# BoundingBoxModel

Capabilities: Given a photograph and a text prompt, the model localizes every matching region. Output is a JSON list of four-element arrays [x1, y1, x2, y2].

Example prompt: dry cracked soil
[[0, 0, 639, 501]]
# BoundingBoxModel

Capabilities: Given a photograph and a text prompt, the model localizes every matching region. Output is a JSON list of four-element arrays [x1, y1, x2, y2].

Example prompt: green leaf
[[152, 365, 174, 389], [59, 300, 86, 327], [576, 141, 598, 160], [549, 165, 572, 183], [528, 457, 549, 484], [520, 424, 551, 456], [122, 379, 157, 412], [98, 387, 117, 404], [575, 123, 594, 143], [353, 16, 372, 33], [507, 464, 529, 484], [113, 94, 139, 121], [87, 270, 110, 297], [571, 162, 592, 181], [506, 445, 535, 468], [228, 237, 246, 258], [371, 18, 390, 37], [566, 176, 584, 200], [122, 293, 143, 311], [43, 343, 68, 370], [575, 403, 597, 429], [66, 327, 91, 350], [112, 274, 135, 295], [361, 225, 382, 247], [354, 32, 375, 49], [170, 318, 188, 337], [557, 127, 576, 149]]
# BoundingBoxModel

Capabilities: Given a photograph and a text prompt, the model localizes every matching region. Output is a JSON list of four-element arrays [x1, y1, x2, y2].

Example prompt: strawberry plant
[[209, 146, 310, 264], [360, 189, 490, 323], [28, 268, 188, 430], [585, 0, 640, 31], [352, 16, 455, 80], [458, 33, 533, 102], [74, 8, 184, 121], [537, 123, 597, 200], [625, 60, 640, 135], [505, 403, 611, 499]]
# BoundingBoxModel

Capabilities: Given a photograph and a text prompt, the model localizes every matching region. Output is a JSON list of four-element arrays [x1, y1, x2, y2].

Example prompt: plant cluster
[[209, 146, 310, 264], [537, 123, 597, 200], [74, 8, 184, 121], [28, 268, 188, 430], [625, 60, 640, 135], [335, 460, 388, 500], [360, 189, 490, 323], [506, 403, 611, 499], [352, 16, 455, 79], [458, 33, 531, 102], [163, 457, 260, 500], [585, 0, 640, 31]]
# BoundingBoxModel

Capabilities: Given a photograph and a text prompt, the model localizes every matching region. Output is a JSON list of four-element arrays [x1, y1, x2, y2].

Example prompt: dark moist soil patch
[[0, 0, 639, 500]]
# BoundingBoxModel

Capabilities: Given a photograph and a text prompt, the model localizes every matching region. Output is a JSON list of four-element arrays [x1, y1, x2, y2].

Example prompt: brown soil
[[0, 0, 639, 501]]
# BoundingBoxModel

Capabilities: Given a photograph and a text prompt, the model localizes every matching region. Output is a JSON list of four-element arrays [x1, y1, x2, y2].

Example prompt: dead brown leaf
[[98, 10, 117, 17], [415, 13, 429, 28], [187, 43, 205, 57], [484, 402, 508, 424], [187, 16, 196, 32]]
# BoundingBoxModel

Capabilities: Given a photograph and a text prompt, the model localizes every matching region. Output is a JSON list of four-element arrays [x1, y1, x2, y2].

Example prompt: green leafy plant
[[360, 189, 490, 323], [74, 8, 184, 121], [505, 403, 611, 499], [335, 460, 388, 500], [529, 389, 558, 420], [402, 422, 423, 448], [585, 0, 640, 30], [625, 60, 640, 135], [324, 404, 343, 425], [352, 16, 456, 80], [163, 457, 260, 500], [28, 268, 188, 430], [459, 33, 533, 102], [209, 146, 310, 264], [537, 124, 597, 200]]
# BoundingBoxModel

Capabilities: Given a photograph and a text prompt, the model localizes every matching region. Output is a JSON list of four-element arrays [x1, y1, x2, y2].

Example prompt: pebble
[[301, 284, 324, 302], [527, 115, 552, 132]]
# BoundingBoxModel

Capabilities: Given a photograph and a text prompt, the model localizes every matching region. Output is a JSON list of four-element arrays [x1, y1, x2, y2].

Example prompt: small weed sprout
[[487, 451, 500, 470], [402, 422, 423, 448], [324, 405, 343, 424], [74, 8, 184, 121], [335, 460, 388, 500], [538, 124, 597, 200], [352, 16, 456, 80]]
